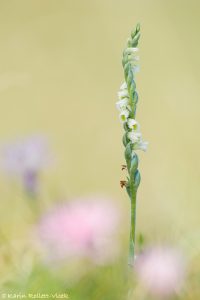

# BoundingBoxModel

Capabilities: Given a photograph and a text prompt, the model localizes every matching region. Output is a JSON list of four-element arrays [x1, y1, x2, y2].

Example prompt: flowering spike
[[116, 24, 148, 265]]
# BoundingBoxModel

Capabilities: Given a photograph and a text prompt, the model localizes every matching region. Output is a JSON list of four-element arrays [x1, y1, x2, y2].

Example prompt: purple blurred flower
[[135, 246, 186, 297], [37, 197, 121, 264], [1, 135, 51, 196]]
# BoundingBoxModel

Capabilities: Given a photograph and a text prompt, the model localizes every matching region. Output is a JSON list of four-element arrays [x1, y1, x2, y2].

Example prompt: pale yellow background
[[0, 0, 199, 246]]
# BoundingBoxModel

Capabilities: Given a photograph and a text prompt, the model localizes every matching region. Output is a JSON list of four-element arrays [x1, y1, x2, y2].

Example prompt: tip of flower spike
[[131, 23, 140, 39], [136, 23, 140, 33], [129, 24, 141, 48]]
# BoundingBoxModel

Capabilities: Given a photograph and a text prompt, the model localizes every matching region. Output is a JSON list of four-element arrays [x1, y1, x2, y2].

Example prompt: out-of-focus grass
[[0, 0, 200, 298]]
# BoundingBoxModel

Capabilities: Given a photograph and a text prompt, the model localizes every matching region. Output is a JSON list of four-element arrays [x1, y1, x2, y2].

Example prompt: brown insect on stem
[[120, 180, 127, 188], [121, 164, 127, 171]]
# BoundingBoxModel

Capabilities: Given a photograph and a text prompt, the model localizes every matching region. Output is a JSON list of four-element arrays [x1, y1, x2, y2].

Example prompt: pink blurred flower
[[37, 198, 121, 264], [1, 135, 51, 196], [135, 246, 186, 297]]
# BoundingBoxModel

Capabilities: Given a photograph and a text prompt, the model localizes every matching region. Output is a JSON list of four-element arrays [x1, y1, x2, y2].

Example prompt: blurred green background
[[0, 0, 199, 254]]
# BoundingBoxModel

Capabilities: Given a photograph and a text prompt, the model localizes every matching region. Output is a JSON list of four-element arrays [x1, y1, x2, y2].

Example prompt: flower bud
[[127, 69, 134, 89], [130, 153, 139, 177], [133, 91, 138, 105], [131, 32, 140, 47], [134, 170, 141, 189], [125, 143, 132, 168], [122, 133, 128, 147]]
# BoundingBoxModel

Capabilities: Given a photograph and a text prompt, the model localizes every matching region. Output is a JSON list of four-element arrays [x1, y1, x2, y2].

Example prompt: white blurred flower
[[120, 109, 129, 123], [129, 55, 139, 62], [132, 65, 140, 74], [128, 131, 141, 143], [135, 247, 186, 297], [127, 118, 138, 130], [125, 47, 140, 74], [125, 47, 139, 54], [120, 82, 128, 90], [134, 55, 139, 61], [116, 98, 129, 111], [126, 119, 148, 151], [133, 140, 148, 152], [118, 89, 129, 99]]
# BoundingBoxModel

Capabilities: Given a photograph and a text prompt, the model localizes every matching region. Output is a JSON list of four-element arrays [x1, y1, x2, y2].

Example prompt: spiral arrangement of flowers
[[116, 24, 148, 265]]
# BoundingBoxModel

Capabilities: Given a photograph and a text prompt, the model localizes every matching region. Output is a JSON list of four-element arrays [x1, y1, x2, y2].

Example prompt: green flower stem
[[129, 189, 137, 265], [122, 24, 141, 265], [127, 157, 140, 265], [117, 24, 147, 266]]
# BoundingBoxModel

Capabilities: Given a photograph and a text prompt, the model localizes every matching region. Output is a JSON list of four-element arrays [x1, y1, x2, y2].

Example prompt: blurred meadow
[[0, 0, 200, 299]]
